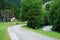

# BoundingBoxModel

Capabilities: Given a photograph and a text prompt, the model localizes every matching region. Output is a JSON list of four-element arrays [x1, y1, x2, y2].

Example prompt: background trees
[[0, 0, 8, 22], [0, 0, 60, 32], [0, 0, 16, 22], [42, 0, 52, 3], [8, 0, 20, 19], [49, 0, 60, 32]]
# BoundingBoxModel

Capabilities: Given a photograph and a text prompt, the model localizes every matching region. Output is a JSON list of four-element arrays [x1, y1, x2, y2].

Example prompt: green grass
[[0, 22, 16, 40], [23, 26, 60, 39], [0, 21, 27, 40]]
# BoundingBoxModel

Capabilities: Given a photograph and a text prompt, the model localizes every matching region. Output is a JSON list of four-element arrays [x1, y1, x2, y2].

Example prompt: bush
[[49, 0, 60, 32], [20, 0, 43, 29]]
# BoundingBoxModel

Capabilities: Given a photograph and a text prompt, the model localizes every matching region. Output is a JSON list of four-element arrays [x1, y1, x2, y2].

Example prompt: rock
[[42, 25, 53, 32]]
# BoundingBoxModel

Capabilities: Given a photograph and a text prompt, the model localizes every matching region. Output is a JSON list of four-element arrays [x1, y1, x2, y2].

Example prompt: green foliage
[[42, 11, 50, 25], [0, 0, 19, 21], [42, 1, 53, 26], [0, 0, 9, 9], [42, 0, 52, 3], [20, 0, 43, 28], [12, 4, 19, 19], [49, 0, 60, 32], [45, 4, 51, 11]]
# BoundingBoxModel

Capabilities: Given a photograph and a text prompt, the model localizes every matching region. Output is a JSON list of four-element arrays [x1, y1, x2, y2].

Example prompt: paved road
[[7, 25, 59, 40]]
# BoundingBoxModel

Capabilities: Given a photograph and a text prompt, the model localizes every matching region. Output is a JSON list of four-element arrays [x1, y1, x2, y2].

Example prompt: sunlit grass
[[0, 21, 27, 40], [0, 22, 16, 40]]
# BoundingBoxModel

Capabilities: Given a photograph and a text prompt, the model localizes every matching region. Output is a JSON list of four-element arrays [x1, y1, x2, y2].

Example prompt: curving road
[[7, 25, 59, 40]]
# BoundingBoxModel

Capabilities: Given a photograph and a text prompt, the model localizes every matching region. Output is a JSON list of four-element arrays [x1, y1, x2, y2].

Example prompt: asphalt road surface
[[7, 25, 59, 40]]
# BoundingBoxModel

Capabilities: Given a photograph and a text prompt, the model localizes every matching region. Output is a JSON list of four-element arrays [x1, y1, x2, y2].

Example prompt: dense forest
[[19, 0, 60, 32], [8, 0, 20, 8], [0, 0, 60, 32], [0, 0, 20, 22]]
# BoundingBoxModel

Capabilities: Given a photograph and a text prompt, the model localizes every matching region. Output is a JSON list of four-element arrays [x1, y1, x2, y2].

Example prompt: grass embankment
[[0, 22, 16, 40], [0, 21, 27, 40], [23, 26, 60, 39]]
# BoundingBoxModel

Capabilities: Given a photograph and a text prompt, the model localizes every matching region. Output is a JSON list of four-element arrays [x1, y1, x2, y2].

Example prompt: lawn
[[0, 22, 16, 40], [23, 26, 60, 39]]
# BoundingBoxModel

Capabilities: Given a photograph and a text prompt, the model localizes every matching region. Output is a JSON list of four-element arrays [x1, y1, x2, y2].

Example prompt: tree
[[42, 1, 52, 26], [0, 0, 8, 22], [14, 8, 20, 19], [20, 0, 42, 29], [0, 0, 16, 22], [49, 0, 60, 32], [8, 0, 20, 19], [42, 0, 52, 3], [0, 0, 9, 9]]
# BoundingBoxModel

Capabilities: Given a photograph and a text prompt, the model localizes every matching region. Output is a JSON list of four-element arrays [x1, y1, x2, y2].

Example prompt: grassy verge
[[23, 26, 60, 39], [0, 21, 27, 40], [0, 22, 16, 40]]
